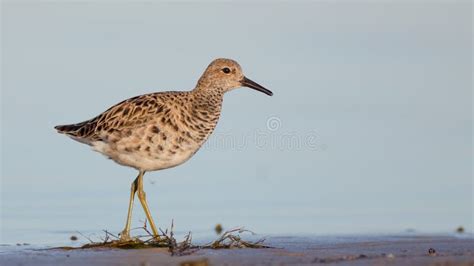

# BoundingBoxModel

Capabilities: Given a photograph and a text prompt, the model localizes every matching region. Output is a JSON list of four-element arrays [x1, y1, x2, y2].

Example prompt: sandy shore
[[1, 234, 473, 265]]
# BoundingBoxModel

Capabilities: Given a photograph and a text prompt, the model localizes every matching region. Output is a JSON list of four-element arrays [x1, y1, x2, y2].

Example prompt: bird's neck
[[191, 86, 224, 114], [186, 86, 224, 143]]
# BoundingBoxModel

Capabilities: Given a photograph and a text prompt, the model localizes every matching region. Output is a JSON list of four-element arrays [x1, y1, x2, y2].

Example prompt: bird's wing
[[55, 93, 168, 141]]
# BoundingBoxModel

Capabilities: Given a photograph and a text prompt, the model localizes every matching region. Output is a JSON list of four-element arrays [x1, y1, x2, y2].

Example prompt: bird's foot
[[118, 230, 132, 242], [150, 234, 161, 242]]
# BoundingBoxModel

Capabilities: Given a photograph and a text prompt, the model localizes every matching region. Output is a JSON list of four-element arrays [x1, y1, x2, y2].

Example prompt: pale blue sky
[[1, 1, 472, 244]]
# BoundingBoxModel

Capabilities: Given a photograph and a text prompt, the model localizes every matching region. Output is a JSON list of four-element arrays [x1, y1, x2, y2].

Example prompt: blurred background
[[1, 1, 472, 245]]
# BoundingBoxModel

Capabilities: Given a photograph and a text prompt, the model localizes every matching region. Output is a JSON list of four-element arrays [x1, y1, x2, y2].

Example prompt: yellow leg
[[136, 171, 160, 239], [120, 176, 138, 241]]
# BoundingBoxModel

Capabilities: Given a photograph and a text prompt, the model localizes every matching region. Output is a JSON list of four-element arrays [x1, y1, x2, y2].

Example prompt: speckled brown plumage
[[56, 88, 228, 170], [54, 58, 272, 241]]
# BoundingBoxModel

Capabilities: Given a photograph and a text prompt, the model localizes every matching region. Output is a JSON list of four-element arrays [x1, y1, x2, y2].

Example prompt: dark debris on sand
[[55, 221, 269, 256]]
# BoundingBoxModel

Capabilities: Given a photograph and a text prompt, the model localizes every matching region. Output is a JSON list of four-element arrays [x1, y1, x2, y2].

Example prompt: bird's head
[[196, 58, 273, 96]]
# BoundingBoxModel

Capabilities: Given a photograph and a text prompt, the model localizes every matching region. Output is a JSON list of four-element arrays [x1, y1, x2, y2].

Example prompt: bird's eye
[[222, 67, 231, 74]]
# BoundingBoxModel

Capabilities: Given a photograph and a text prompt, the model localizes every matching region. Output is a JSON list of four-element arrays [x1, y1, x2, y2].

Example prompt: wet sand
[[1, 234, 473, 265]]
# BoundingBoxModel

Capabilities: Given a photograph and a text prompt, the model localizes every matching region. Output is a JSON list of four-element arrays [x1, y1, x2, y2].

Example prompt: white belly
[[91, 141, 200, 171]]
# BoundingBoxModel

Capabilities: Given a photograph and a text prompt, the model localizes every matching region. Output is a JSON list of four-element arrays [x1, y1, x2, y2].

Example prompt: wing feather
[[55, 93, 168, 141]]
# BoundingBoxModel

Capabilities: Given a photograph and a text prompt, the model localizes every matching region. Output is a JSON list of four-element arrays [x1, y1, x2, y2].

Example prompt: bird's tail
[[54, 121, 88, 136]]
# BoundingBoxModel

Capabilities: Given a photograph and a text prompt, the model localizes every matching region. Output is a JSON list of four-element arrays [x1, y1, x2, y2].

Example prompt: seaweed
[[55, 221, 269, 256], [202, 228, 269, 249]]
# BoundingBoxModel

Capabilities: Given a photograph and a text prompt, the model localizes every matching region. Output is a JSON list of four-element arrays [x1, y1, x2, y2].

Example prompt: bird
[[54, 58, 273, 241]]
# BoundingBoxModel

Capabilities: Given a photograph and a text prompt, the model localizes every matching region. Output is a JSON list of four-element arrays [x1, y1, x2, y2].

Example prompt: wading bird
[[55, 58, 273, 241]]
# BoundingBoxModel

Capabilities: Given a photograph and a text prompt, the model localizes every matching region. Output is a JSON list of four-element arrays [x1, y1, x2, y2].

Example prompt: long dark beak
[[241, 76, 273, 96]]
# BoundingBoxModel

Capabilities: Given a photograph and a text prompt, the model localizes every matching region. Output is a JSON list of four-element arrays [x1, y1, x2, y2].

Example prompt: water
[[1, 1, 472, 247], [1, 168, 471, 246]]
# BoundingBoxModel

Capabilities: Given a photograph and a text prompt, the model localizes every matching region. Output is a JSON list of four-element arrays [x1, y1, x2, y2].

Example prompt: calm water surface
[[2, 1, 472, 248]]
